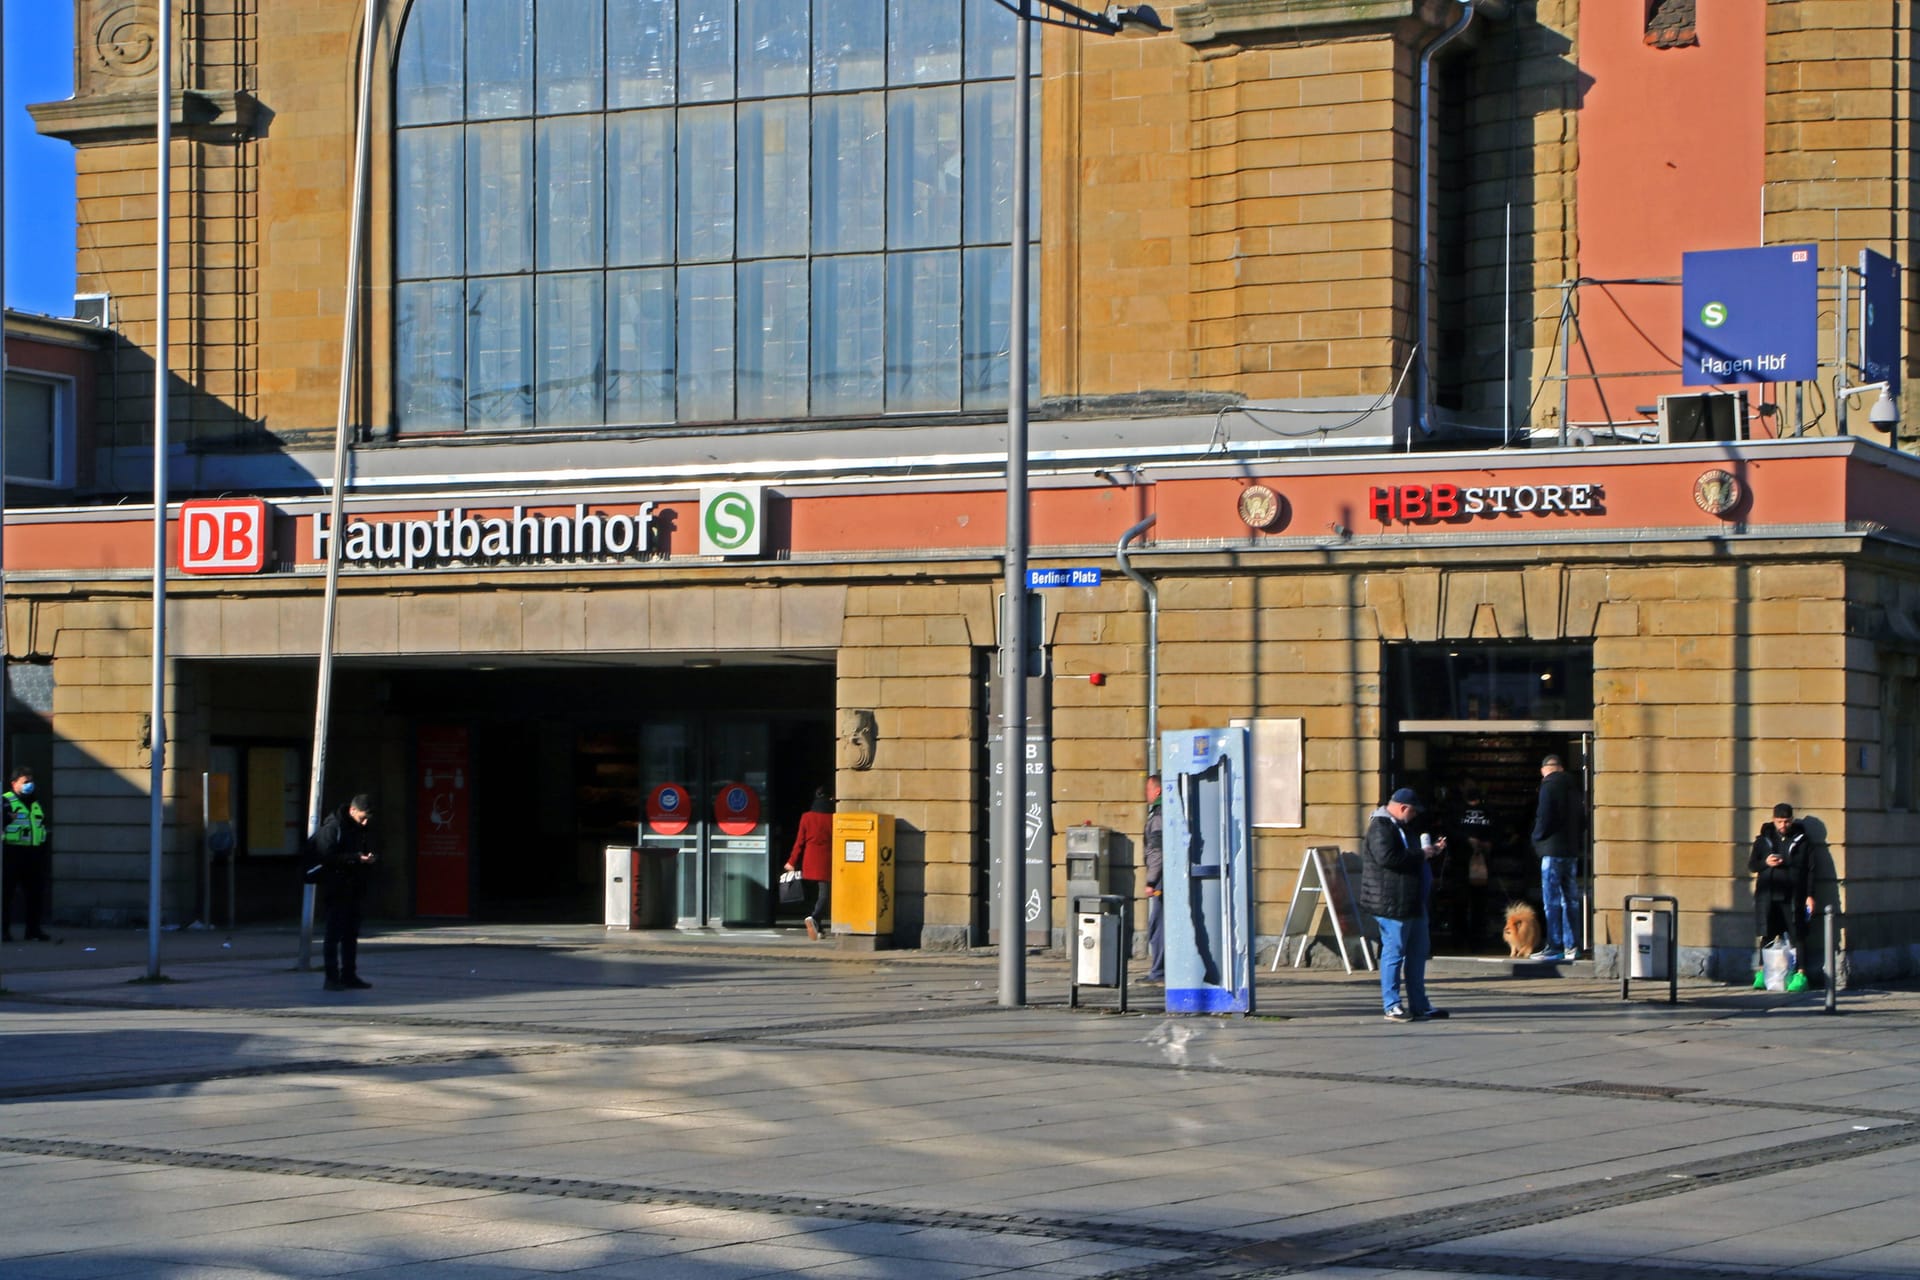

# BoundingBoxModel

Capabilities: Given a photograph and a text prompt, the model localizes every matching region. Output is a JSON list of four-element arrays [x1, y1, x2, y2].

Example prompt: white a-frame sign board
[[1272, 846, 1374, 973]]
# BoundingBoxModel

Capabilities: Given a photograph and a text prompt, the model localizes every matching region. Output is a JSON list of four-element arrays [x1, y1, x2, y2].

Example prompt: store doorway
[[1391, 730, 1591, 955]]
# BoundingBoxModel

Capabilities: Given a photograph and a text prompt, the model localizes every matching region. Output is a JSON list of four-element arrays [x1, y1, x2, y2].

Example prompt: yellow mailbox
[[831, 811, 895, 940]]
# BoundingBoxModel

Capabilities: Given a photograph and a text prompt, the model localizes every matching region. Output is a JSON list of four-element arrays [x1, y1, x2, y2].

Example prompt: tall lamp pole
[[991, 0, 1166, 1008]]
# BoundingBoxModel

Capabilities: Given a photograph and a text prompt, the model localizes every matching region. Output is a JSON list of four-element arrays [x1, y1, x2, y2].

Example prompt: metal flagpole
[[147, 0, 174, 979], [997, 0, 1033, 1008], [301, 0, 378, 970], [1, 0, 11, 986]]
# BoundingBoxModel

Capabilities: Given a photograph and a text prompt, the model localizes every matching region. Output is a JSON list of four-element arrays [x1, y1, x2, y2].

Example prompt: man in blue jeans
[[1359, 787, 1448, 1022], [1530, 754, 1584, 961]]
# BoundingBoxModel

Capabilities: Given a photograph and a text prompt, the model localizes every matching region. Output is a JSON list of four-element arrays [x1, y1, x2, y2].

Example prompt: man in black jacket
[[1530, 754, 1584, 961], [1750, 802, 1813, 991], [1360, 788, 1447, 1022], [315, 794, 376, 991], [1142, 775, 1164, 982]]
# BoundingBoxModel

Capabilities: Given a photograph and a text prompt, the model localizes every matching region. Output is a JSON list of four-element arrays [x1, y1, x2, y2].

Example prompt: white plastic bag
[[1761, 940, 1795, 991]]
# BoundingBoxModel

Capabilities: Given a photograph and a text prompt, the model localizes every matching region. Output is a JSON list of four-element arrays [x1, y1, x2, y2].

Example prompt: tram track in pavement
[[0, 1119, 1913, 1280], [2, 988, 1916, 1128]]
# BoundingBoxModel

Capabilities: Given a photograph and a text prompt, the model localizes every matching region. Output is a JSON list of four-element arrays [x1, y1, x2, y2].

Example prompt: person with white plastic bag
[[1749, 802, 1813, 991], [784, 786, 835, 940]]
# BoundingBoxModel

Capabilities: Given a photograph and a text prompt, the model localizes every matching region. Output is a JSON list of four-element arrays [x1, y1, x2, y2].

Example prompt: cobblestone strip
[[0, 1135, 1217, 1262]]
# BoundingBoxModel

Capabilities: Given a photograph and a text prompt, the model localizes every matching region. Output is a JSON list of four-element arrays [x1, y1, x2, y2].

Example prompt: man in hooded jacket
[[1749, 802, 1813, 990], [315, 794, 376, 991]]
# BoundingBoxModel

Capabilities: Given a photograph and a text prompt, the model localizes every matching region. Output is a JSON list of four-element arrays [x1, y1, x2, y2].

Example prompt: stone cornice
[[1173, 0, 1502, 46], [28, 89, 260, 147]]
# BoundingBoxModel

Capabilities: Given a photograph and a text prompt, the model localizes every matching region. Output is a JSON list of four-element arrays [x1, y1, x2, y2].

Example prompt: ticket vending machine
[[1161, 727, 1253, 1014]]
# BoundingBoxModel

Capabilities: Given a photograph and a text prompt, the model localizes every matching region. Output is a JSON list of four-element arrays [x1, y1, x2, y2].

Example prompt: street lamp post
[[991, 1, 1167, 1009]]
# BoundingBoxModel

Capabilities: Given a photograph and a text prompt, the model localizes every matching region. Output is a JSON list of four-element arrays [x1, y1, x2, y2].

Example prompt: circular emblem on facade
[[645, 783, 691, 836], [1237, 484, 1282, 530], [92, 3, 160, 79], [1693, 469, 1742, 517]]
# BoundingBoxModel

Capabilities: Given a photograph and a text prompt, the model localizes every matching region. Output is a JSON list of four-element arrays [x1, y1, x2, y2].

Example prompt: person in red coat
[[785, 787, 835, 940]]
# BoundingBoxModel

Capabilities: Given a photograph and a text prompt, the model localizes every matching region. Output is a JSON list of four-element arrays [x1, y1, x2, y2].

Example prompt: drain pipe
[[1414, 0, 1478, 437], [1117, 515, 1159, 775]]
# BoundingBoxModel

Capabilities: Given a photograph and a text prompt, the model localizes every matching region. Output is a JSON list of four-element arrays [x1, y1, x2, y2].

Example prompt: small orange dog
[[1502, 902, 1542, 958]]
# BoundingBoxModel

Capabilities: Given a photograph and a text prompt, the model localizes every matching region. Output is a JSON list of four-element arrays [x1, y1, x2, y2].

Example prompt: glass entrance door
[[638, 717, 772, 928]]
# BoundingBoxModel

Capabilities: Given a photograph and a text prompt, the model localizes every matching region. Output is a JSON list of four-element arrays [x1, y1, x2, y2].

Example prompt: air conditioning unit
[[1657, 391, 1745, 443], [72, 293, 111, 326]]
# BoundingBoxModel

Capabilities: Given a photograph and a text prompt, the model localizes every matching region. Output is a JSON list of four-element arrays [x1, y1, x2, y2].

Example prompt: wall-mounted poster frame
[[1231, 716, 1304, 828]]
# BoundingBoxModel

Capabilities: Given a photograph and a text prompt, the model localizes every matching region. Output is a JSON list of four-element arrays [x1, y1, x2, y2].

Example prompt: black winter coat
[[1749, 821, 1811, 902], [1359, 807, 1427, 921], [313, 804, 376, 907], [1531, 768, 1582, 857]]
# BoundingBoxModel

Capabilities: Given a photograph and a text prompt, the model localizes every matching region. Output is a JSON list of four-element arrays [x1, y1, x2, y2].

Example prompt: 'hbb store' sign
[[178, 499, 269, 574]]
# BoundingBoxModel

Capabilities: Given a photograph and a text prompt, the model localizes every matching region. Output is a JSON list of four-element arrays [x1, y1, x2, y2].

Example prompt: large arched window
[[393, 0, 1038, 433]]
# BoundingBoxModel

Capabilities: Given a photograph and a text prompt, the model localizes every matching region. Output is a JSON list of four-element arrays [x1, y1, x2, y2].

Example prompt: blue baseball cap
[[1389, 787, 1421, 808]]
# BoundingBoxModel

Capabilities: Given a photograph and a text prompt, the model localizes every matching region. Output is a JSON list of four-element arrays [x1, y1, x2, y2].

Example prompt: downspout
[[1415, 0, 1478, 437], [1116, 515, 1159, 775]]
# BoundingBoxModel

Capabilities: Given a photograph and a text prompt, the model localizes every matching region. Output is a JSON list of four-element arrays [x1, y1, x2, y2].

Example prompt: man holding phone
[[1360, 787, 1448, 1023]]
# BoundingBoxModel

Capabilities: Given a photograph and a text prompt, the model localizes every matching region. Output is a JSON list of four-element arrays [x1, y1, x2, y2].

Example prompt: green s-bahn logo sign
[[700, 485, 763, 557]]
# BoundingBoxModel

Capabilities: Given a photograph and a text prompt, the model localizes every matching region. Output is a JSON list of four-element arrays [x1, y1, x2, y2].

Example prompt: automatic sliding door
[[706, 720, 771, 927]]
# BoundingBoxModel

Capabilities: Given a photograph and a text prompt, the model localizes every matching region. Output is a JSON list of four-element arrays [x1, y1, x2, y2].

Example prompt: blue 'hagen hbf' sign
[[1681, 244, 1818, 385]]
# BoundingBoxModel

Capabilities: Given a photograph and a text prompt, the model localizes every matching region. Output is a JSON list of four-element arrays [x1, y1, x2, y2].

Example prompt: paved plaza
[[0, 926, 1916, 1279]]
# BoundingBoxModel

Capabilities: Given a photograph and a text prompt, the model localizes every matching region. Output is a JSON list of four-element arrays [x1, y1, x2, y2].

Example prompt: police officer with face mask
[[3, 767, 51, 942]]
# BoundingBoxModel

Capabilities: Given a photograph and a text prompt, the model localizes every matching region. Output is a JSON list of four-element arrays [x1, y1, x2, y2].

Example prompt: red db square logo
[[179, 499, 270, 575]]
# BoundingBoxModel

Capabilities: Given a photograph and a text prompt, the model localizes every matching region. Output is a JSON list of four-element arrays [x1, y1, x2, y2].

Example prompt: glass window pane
[[465, 120, 532, 274], [740, 0, 809, 98], [537, 272, 605, 426], [965, 0, 1032, 80], [679, 105, 735, 261], [608, 268, 676, 424], [887, 88, 961, 249], [889, 0, 961, 85], [678, 264, 735, 421], [466, 276, 534, 430], [609, 0, 677, 108], [814, 0, 885, 91], [538, 0, 605, 113], [466, 0, 530, 118], [886, 251, 960, 412], [962, 245, 1037, 409], [738, 100, 808, 259], [537, 116, 605, 270], [3, 378, 56, 479], [812, 93, 884, 254], [738, 260, 809, 418], [608, 110, 675, 266], [962, 81, 1016, 245], [680, 2, 735, 103], [396, 280, 467, 431], [811, 256, 883, 415], [398, 126, 464, 279], [396, 0, 463, 125]]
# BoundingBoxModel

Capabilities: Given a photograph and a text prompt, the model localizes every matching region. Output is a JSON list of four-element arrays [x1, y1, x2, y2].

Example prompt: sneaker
[[1384, 1005, 1413, 1022], [1785, 970, 1809, 993], [1413, 1008, 1450, 1020], [1753, 970, 1767, 989], [804, 918, 820, 941], [1529, 947, 1558, 961], [1561, 948, 1581, 962], [342, 977, 372, 990]]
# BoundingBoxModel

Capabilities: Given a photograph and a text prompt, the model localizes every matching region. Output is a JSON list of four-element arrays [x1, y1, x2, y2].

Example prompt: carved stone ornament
[[90, 1, 162, 80], [1692, 469, 1742, 518]]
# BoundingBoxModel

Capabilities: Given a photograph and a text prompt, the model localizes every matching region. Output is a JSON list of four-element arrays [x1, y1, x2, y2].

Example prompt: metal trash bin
[[1068, 893, 1131, 1011], [1630, 908, 1670, 979]]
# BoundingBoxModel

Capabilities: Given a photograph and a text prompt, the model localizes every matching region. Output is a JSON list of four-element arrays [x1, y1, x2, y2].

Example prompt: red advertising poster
[[415, 725, 471, 917], [646, 783, 692, 835], [713, 781, 762, 836]]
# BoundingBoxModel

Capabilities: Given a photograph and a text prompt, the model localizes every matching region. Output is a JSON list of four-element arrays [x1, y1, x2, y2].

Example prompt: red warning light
[[1088, 672, 1105, 686]]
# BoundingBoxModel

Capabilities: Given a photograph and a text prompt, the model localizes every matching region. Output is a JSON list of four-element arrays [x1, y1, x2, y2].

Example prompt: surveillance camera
[[1869, 391, 1900, 429]]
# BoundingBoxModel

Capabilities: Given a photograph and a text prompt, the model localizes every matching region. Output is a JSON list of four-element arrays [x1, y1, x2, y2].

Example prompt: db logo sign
[[179, 499, 270, 575]]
